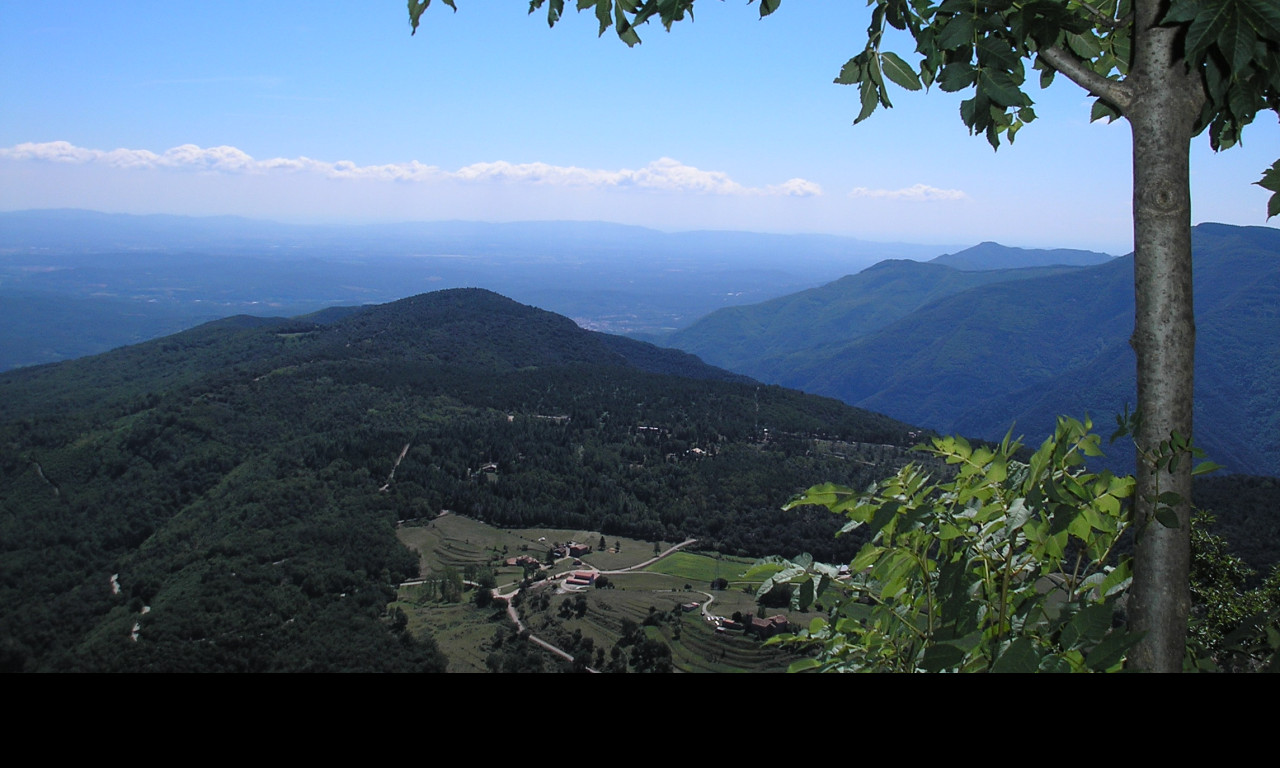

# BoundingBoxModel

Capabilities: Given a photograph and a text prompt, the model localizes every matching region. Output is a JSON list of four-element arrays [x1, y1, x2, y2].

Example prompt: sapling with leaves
[[751, 416, 1138, 672]]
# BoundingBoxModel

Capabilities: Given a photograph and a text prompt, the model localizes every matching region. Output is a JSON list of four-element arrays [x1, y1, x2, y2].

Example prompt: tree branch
[[1078, 1, 1132, 30], [1038, 44, 1134, 113]]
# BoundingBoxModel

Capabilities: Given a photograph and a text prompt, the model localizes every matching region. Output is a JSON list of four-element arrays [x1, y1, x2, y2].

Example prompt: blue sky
[[2, 2, 1276, 254]]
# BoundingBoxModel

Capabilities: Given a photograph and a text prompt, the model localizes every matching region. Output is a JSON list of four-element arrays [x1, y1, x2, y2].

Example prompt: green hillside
[[948, 224, 1280, 477], [666, 259, 1082, 378], [665, 223, 1280, 477], [0, 289, 920, 672]]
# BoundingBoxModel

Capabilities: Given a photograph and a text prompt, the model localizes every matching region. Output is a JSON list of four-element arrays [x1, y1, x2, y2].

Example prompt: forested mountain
[[665, 223, 1280, 477], [665, 259, 1084, 377], [0, 289, 920, 672], [928, 241, 1115, 270]]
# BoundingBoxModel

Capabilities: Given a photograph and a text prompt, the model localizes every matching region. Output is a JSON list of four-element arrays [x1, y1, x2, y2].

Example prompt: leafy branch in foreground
[[1110, 404, 1223, 530], [754, 416, 1139, 672]]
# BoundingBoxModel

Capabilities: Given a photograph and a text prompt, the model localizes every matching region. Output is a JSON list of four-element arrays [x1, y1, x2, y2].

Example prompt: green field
[[391, 587, 501, 673], [642, 550, 758, 584], [394, 514, 813, 673]]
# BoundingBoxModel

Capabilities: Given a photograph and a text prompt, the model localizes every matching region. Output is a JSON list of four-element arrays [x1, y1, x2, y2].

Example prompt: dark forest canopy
[[0, 288, 922, 671]]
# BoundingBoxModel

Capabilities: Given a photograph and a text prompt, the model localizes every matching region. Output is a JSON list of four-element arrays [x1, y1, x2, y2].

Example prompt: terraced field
[[396, 513, 817, 673]]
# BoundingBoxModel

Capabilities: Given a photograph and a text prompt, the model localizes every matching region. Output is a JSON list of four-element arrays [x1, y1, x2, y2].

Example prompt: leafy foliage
[[1258, 160, 1280, 219], [1186, 509, 1280, 672], [1111, 404, 1224, 530], [1192, 474, 1280, 576], [1163, 0, 1280, 155], [823, 0, 1278, 212], [755, 417, 1138, 672]]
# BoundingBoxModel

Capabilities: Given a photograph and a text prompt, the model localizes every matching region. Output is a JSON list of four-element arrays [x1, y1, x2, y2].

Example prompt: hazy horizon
[[4, 5, 1277, 257]]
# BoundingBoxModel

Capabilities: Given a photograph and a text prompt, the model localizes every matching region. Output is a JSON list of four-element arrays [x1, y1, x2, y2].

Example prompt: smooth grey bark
[[1123, 0, 1206, 673], [1038, 0, 1204, 671]]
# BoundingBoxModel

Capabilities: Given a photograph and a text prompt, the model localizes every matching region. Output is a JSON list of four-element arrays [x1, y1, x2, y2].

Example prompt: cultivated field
[[395, 513, 814, 672]]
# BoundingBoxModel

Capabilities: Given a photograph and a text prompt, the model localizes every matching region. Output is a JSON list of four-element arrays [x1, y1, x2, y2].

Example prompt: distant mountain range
[[0, 209, 956, 364], [666, 223, 1280, 477], [929, 241, 1115, 270]]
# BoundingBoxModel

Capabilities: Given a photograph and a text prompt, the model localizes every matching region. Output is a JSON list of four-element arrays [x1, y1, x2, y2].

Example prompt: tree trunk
[[1124, 0, 1206, 673]]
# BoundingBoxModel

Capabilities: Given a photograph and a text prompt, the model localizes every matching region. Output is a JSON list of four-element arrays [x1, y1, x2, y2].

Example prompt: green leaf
[[1192, 460, 1224, 476], [869, 499, 900, 534], [850, 544, 883, 572], [834, 56, 865, 86], [1216, 8, 1260, 80], [1095, 492, 1120, 518], [542, 0, 566, 27], [1164, 0, 1201, 24], [783, 482, 856, 510], [588, 0, 611, 36], [788, 657, 822, 673], [978, 68, 1029, 108], [1184, 0, 1234, 62], [1065, 31, 1103, 59], [614, 2, 641, 46], [1098, 559, 1132, 598], [1069, 603, 1112, 647], [920, 642, 966, 671], [936, 13, 975, 50], [855, 78, 881, 124], [1086, 628, 1138, 671], [408, 0, 457, 34], [1005, 498, 1031, 532], [960, 95, 978, 128], [837, 518, 866, 536], [744, 560, 785, 579], [938, 62, 977, 92], [757, 0, 782, 19], [975, 36, 1019, 71], [1037, 655, 1073, 673], [880, 52, 923, 91], [991, 637, 1040, 673], [798, 575, 815, 610], [1256, 160, 1280, 219], [1154, 506, 1181, 529], [987, 456, 1008, 483], [1067, 509, 1092, 540], [1238, 0, 1280, 42]]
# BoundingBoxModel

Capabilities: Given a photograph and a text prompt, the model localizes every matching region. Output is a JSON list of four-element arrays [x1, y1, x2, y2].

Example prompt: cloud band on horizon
[[847, 183, 967, 201], [1, 141, 822, 197]]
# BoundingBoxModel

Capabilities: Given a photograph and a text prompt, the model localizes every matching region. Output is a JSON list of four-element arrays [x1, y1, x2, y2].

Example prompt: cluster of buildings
[[566, 571, 597, 587], [504, 554, 542, 569], [549, 541, 592, 560], [715, 614, 792, 639]]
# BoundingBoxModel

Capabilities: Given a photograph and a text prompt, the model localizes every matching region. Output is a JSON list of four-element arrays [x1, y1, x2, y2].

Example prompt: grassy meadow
[[394, 513, 813, 672]]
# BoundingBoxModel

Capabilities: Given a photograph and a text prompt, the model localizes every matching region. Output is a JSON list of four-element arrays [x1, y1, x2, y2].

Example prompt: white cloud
[[625, 157, 745, 194], [847, 183, 967, 201], [453, 160, 604, 186], [1, 141, 821, 197], [2, 141, 105, 164], [770, 177, 824, 197]]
